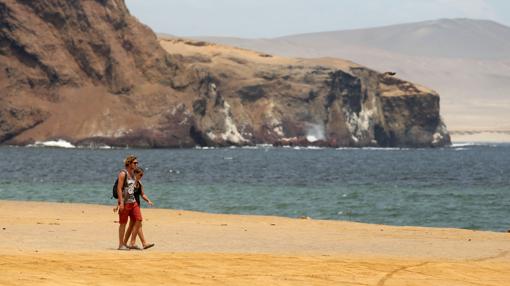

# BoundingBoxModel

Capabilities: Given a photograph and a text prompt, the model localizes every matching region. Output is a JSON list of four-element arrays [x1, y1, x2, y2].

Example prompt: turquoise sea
[[1, 143, 509, 231]]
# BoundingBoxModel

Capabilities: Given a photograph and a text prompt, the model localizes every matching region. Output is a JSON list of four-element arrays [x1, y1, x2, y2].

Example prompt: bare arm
[[117, 171, 126, 210], [140, 184, 153, 206]]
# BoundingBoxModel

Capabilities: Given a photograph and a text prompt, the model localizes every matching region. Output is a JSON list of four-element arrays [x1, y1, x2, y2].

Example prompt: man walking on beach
[[116, 155, 143, 250]]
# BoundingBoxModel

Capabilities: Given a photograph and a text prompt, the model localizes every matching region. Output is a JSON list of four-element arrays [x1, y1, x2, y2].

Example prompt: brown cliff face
[[0, 0, 181, 93], [0, 0, 450, 148], [159, 39, 450, 148]]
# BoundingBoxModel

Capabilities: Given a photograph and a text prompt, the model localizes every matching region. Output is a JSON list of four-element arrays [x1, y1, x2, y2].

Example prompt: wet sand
[[1, 200, 509, 285]]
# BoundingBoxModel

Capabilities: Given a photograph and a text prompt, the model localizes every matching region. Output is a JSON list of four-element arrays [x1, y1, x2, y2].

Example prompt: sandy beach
[[1, 200, 509, 285], [450, 131, 510, 144]]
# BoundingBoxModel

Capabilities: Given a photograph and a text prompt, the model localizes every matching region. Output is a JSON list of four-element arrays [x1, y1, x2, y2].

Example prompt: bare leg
[[118, 224, 126, 248], [123, 219, 135, 245], [129, 221, 141, 246], [137, 222, 147, 246]]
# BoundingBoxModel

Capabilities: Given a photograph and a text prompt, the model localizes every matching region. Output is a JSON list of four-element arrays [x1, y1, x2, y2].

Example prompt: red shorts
[[118, 202, 142, 224]]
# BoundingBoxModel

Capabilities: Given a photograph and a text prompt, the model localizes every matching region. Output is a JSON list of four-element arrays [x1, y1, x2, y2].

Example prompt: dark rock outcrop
[[0, 0, 450, 148], [0, 100, 48, 143]]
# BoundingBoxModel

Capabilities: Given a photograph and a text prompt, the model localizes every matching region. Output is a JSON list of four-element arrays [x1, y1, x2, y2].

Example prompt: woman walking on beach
[[123, 167, 155, 249], [116, 155, 143, 250]]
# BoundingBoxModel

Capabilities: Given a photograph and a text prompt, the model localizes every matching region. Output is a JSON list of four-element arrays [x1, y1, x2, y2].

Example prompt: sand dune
[[1, 200, 509, 285]]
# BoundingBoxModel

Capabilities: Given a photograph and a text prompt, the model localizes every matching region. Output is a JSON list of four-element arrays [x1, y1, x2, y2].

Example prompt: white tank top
[[123, 172, 137, 204]]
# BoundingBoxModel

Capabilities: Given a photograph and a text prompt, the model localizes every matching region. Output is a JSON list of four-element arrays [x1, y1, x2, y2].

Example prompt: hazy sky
[[125, 0, 510, 38]]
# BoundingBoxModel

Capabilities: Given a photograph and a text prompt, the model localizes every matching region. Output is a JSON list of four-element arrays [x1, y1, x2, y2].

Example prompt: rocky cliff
[[0, 0, 450, 148]]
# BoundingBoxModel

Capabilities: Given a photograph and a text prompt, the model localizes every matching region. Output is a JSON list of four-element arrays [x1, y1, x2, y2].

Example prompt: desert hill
[[198, 19, 510, 60], [195, 19, 510, 138], [0, 0, 449, 148]]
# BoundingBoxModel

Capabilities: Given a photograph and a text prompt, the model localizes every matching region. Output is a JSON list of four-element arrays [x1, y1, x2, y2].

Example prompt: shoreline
[[1, 198, 506, 233], [2, 139, 510, 150], [1, 200, 509, 285]]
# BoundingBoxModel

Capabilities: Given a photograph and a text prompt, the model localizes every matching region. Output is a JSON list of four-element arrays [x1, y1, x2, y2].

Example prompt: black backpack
[[112, 170, 128, 199]]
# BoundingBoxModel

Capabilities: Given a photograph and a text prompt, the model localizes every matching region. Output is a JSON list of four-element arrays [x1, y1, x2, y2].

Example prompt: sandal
[[143, 243, 155, 250], [128, 244, 141, 250]]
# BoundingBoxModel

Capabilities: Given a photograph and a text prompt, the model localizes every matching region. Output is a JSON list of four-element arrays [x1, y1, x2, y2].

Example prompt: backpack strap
[[121, 169, 129, 192], [121, 169, 128, 189], [120, 169, 130, 204]]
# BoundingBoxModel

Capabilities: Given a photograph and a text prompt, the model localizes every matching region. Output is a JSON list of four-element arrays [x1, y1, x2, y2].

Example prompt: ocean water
[[1, 143, 509, 232]]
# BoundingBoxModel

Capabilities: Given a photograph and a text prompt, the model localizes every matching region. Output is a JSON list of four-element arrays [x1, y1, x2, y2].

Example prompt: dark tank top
[[134, 182, 142, 206]]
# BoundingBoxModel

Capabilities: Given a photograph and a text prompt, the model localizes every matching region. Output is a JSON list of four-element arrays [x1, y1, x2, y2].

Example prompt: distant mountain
[[197, 19, 510, 60], [194, 19, 510, 133], [283, 18, 510, 60]]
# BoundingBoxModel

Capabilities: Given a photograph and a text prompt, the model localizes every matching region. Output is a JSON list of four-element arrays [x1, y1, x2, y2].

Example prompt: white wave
[[304, 146, 324, 150], [283, 146, 325, 150], [305, 123, 325, 143], [362, 147, 409, 151], [241, 145, 262, 149], [450, 142, 503, 149], [256, 144, 274, 148], [335, 147, 407, 151], [97, 145, 113, 149], [78, 143, 113, 149], [27, 139, 76, 149], [195, 146, 216, 150], [451, 142, 478, 148]]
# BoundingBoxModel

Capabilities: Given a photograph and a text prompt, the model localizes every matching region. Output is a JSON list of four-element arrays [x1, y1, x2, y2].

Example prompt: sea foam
[[451, 143, 477, 148], [27, 139, 76, 149]]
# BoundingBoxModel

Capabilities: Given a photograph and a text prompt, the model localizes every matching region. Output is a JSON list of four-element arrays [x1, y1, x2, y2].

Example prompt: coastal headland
[[0, 0, 449, 148], [1, 200, 509, 285]]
